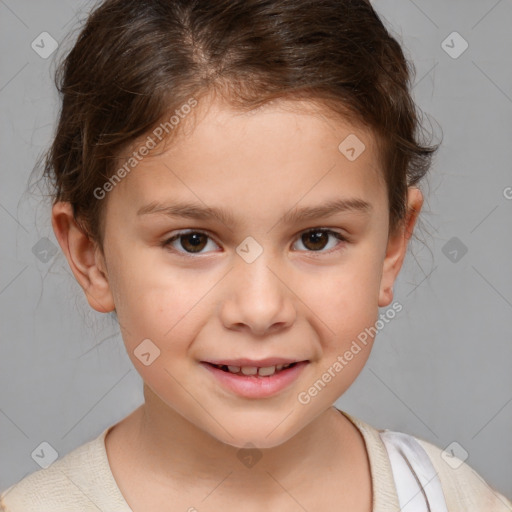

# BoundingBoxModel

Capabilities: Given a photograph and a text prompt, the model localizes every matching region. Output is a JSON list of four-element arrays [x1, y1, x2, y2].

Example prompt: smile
[[200, 360, 309, 398], [208, 362, 297, 377]]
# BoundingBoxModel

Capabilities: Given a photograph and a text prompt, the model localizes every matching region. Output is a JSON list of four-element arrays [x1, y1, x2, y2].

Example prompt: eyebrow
[[136, 197, 372, 226]]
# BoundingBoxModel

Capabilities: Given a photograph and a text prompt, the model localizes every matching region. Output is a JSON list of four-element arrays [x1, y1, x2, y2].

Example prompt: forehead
[[110, 96, 387, 222]]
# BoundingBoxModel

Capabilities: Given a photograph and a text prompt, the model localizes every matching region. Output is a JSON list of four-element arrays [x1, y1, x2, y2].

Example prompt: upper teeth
[[218, 363, 293, 376]]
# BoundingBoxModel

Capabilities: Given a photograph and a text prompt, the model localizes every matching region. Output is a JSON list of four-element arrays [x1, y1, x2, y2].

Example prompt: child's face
[[69, 96, 420, 448]]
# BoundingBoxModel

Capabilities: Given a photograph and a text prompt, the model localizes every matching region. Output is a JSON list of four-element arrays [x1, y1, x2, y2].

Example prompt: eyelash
[[160, 228, 348, 257]]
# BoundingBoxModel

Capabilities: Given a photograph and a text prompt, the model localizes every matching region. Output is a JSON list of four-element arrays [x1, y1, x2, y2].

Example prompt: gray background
[[1, 0, 511, 501]]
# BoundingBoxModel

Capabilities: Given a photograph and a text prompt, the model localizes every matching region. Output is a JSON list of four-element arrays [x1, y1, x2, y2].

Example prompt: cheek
[[299, 251, 383, 398], [300, 270, 379, 402], [111, 260, 214, 362], [308, 251, 382, 337], [116, 284, 199, 399]]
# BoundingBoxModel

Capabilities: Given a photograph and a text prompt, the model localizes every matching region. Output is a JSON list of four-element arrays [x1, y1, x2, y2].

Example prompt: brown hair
[[40, 0, 439, 253]]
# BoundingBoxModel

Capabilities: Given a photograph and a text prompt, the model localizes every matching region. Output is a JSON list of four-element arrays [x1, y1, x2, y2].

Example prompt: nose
[[219, 251, 297, 337]]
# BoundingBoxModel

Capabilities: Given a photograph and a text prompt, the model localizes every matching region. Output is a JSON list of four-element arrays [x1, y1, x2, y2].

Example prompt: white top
[[1, 409, 511, 511]]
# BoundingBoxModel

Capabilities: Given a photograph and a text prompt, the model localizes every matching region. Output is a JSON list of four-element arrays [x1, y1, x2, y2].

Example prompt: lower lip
[[201, 361, 308, 398]]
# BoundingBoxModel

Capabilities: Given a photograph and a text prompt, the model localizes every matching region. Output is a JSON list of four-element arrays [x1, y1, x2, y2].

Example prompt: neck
[[129, 385, 355, 493], [113, 383, 364, 502]]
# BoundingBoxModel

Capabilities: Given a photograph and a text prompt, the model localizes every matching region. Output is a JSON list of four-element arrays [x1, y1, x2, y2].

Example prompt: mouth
[[200, 359, 309, 398], [204, 361, 301, 377]]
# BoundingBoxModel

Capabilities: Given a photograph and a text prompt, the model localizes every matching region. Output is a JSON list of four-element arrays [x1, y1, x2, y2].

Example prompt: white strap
[[379, 430, 448, 512]]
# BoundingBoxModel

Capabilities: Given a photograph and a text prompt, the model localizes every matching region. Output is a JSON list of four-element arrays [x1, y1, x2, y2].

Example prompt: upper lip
[[203, 357, 308, 367]]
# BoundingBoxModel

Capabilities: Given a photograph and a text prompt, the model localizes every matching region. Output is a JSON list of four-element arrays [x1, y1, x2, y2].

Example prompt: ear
[[378, 187, 423, 307], [51, 201, 115, 313]]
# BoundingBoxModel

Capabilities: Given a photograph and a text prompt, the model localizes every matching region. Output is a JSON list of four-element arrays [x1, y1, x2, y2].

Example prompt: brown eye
[[179, 232, 208, 253], [161, 228, 347, 257], [162, 231, 217, 254], [293, 229, 346, 253], [301, 230, 329, 251]]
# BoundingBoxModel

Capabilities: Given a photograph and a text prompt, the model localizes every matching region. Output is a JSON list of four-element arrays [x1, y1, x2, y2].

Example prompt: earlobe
[[378, 285, 394, 308], [51, 201, 115, 313], [378, 187, 423, 308]]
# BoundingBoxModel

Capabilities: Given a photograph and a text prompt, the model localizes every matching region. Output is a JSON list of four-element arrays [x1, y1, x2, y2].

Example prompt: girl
[[1, 0, 511, 510]]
